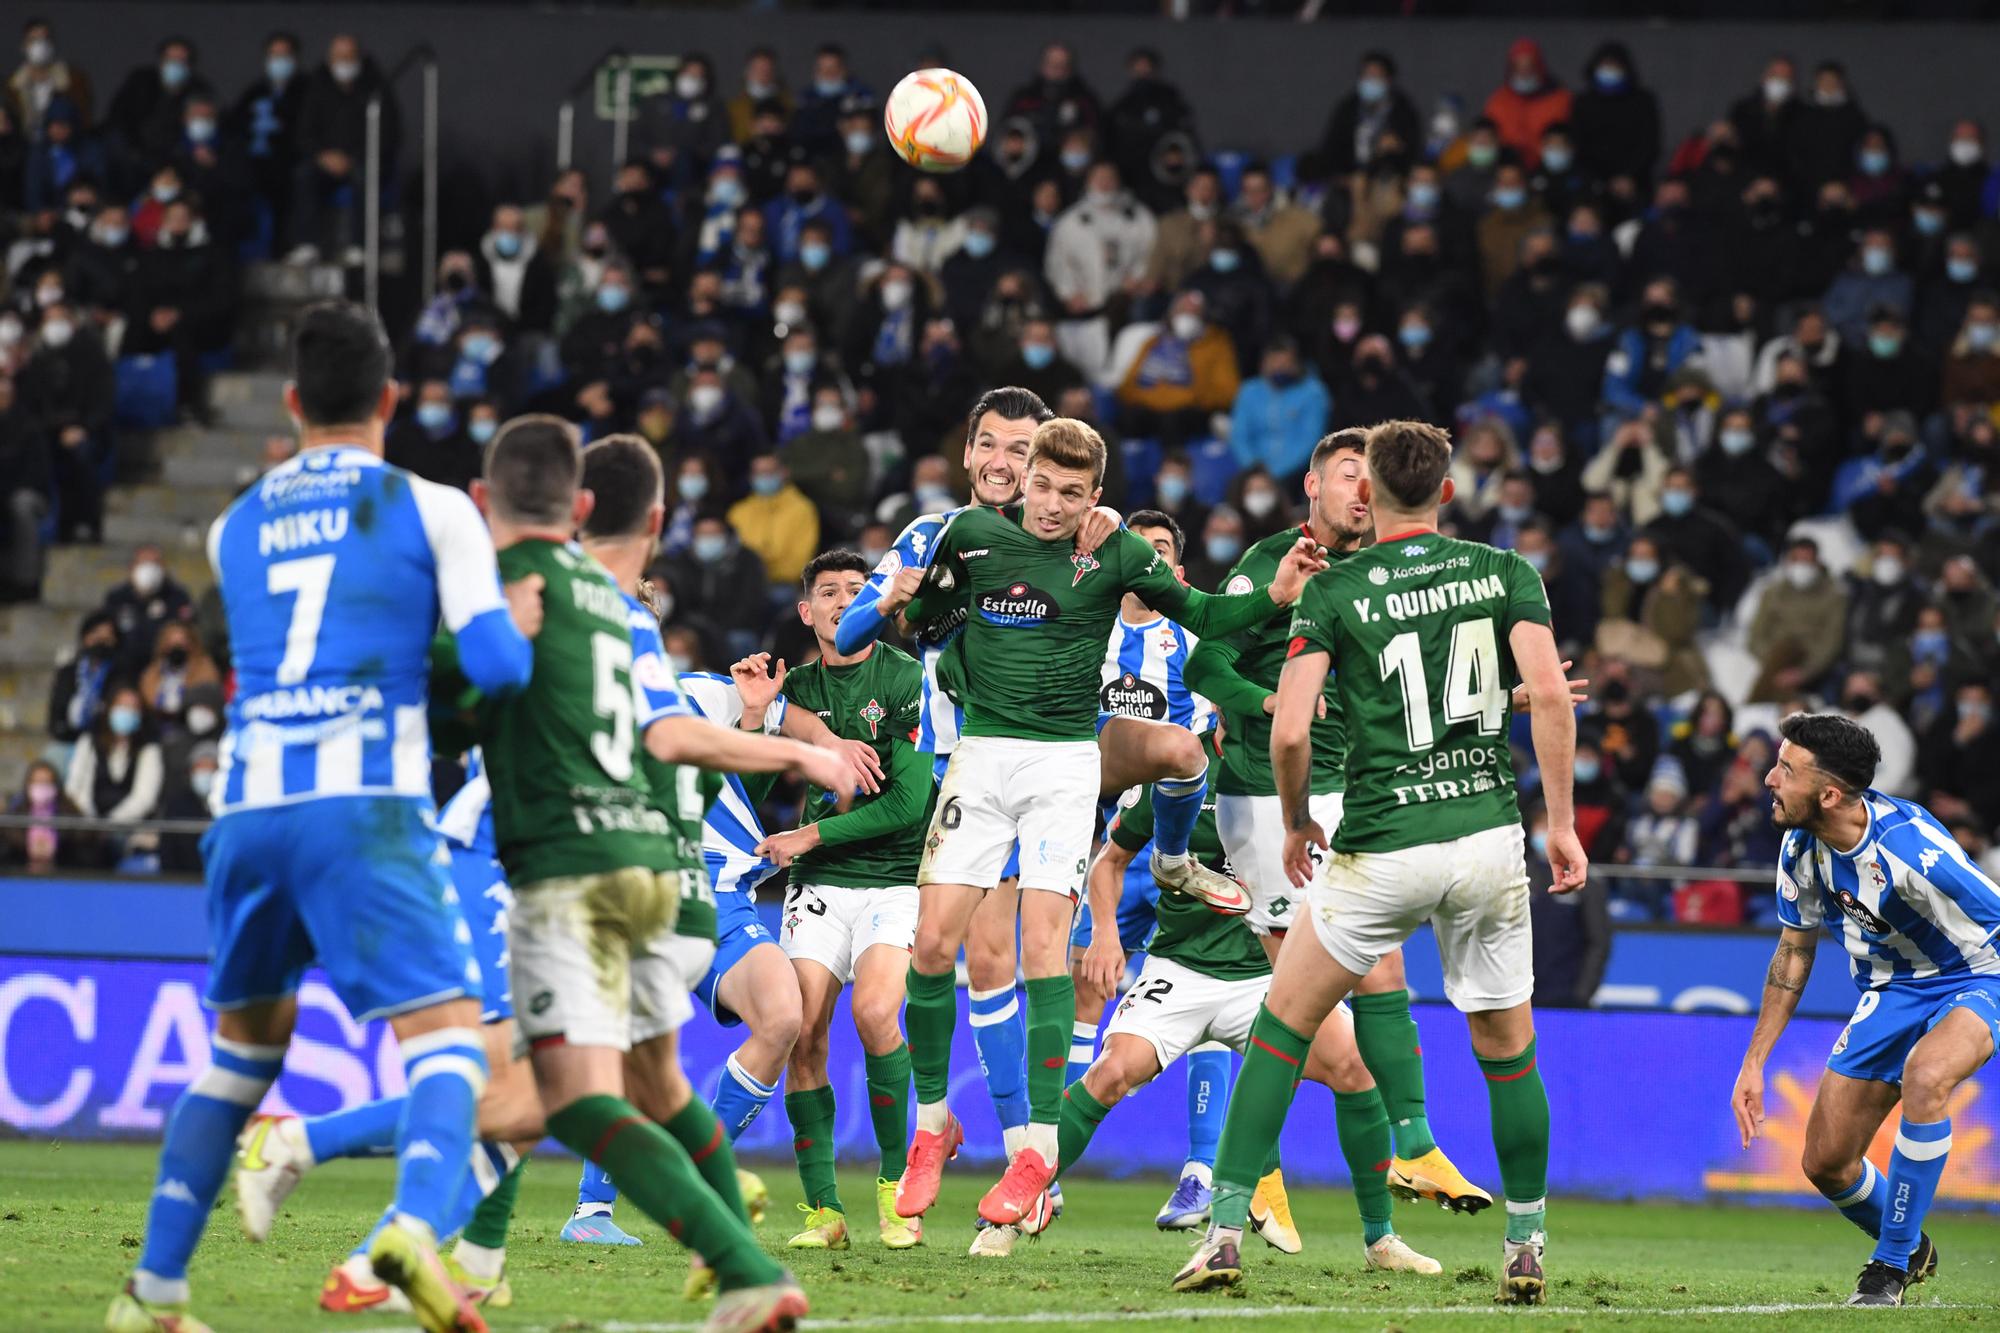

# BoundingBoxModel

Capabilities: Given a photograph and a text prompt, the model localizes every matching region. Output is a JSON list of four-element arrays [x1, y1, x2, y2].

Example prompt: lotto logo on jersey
[[859, 698, 887, 738], [976, 582, 1059, 627], [1101, 671, 1167, 719], [1070, 551, 1101, 587]]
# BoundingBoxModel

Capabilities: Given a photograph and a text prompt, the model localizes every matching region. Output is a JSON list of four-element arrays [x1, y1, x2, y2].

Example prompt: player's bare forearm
[[1271, 650, 1326, 831], [1087, 841, 1134, 930], [647, 715, 833, 781], [1511, 621, 1576, 827], [1743, 927, 1818, 1069]]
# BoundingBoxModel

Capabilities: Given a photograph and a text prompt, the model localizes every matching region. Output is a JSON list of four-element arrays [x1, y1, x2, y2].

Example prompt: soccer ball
[[884, 68, 987, 172]]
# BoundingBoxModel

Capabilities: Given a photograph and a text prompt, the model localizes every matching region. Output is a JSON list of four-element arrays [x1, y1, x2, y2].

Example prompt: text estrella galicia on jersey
[[1101, 670, 1167, 719], [976, 581, 1060, 626], [1833, 887, 1892, 934]]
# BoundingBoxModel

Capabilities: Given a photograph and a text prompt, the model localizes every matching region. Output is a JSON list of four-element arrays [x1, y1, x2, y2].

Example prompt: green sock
[[905, 966, 957, 1106], [1350, 989, 1436, 1159], [1261, 1140, 1282, 1177], [547, 1094, 781, 1290], [784, 1085, 842, 1213], [865, 1045, 912, 1182], [1335, 1087, 1396, 1246], [661, 1096, 749, 1225], [1023, 975, 1076, 1126], [1477, 1037, 1550, 1243], [1211, 1004, 1310, 1231], [1057, 1081, 1112, 1175], [460, 1160, 523, 1250]]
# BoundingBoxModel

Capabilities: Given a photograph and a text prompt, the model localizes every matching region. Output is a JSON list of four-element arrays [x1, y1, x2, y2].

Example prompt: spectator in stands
[[1183, 504, 1244, 592], [1228, 335, 1328, 484], [1602, 276, 1701, 421], [1105, 47, 1194, 208], [1332, 333, 1427, 430], [1598, 534, 1708, 696], [383, 379, 476, 490], [1302, 50, 1419, 184], [1394, 300, 1464, 417], [1188, 220, 1273, 373], [781, 217, 861, 338], [0, 372, 47, 602], [124, 196, 233, 419], [8, 18, 92, 137], [1527, 802, 1610, 1007], [1835, 409, 1936, 542], [98, 543, 192, 675], [64, 683, 163, 850], [1473, 162, 1548, 306], [287, 34, 397, 265], [1837, 670, 1918, 798], [1700, 734, 1782, 870], [1570, 41, 1660, 198], [1570, 733, 1626, 863], [1843, 531, 1923, 676], [761, 322, 835, 444], [1226, 466, 1289, 544], [1727, 55, 1798, 178], [661, 512, 770, 658], [1917, 232, 1986, 354], [1695, 408, 1790, 555], [155, 741, 216, 875], [766, 159, 851, 265], [1444, 417, 1518, 527], [794, 44, 869, 153], [784, 385, 869, 536], [844, 261, 932, 422], [1748, 536, 1848, 702], [475, 204, 558, 336], [601, 162, 676, 295], [1046, 160, 1156, 377], [1790, 61, 1868, 191], [105, 34, 209, 166], [1848, 123, 1912, 230], [1940, 291, 2000, 409], [1514, 520, 1596, 651], [1824, 229, 1914, 347], [639, 51, 727, 186], [20, 298, 112, 543], [23, 96, 103, 214], [1668, 691, 1736, 800], [3, 758, 94, 873], [1559, 490, 1626, 583], [1643, 466, 1744, 607], [1619, 757, 1698, 918], [1525, 283, 1613, 449], [825, 97, 892, 252], [1231, 163, 1318, 290], [1005, 43, 1101, 152], [47, 610, 119, 745], [726, 48, 788, 145], [1883, 603, 1960, 730], [137, 619, 218, 733], [1483, 38, 1569, 168], [1115, 288, 1237, 449], [1148, 452, 1207, 546], [728, 452, 819, 587], [1922, 680, 2000, 832], [229, 31, 305, 252], [1925, 411, 2000, 542], [675, 362, 765, 484]]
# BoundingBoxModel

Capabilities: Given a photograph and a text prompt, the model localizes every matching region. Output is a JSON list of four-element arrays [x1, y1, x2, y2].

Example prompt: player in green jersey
[[895, 418, 1326, 1232], [750, 550, 935, 1253], [475, 418, 853, 1333], [1058, 778, 1441, 1275], [1171, 419, 1587, 1306], [1187, 429, 1492, 1219]]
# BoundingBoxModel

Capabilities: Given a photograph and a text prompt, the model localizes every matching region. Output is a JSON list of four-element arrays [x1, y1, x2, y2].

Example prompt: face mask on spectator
[[1593, 63, 1626, 90], [190, 768, 216, 798], [1584, 521, 1615, 542], [109, 706, 141, 736], [880, 279, 912, 310], [1205, 534, 1242, 564], [461, 332, 500, 363], [1868, 330, 1902, 358], [1156, 474, 1189, 505], [707, 175, 745, 208], [1492, 186, 1526, 210], [1961, 700, 1992, 725], [1861, 246, 1893, 277], [417, 402, 453, 433], [152, 178, 180, 204], [688, 384, 723, 415], [1357, 75, 1387, 102], [1521, 548, 1550, 574], [1873, 556, 1905, 586], [469, 417, 497, 445], [1763, 76, 1791, 103], [1659, 489, 1694, 517], [676, 71, 706, 101], [332, 59, 361, 85], [1242, 487, 1278, 518], [1625, 556, 1659, 583], [185, 704, 217, 735], [160, 59, 189, 90], [25, 38, 52, 66], [1948, 257, 1979, 284], [668, 650, 694, 673], [1530, 829, 1550, 857], [40, 318, 73, 347], [1914, 209, 1945, 237], [1170, 313, 1202, 341], [1398, 322, 1431, 350], [811, 403, 844, 432], [961, 229, 996, 259], [1406, 180, 1439, 211], [1498, 501, 1532, 525], [1969, 322, 1998, 351], [1951, 138, 1985, 166], [844, 129, 873, 157], [676, 472, 709, 502], [800, 241, 831, 271], [1914, 628, 1949, 656], [1333, 314, 1362, 342], [1541, 145, 1572, 173], [187, 117, 216, 144], [1061, 149, 1092, 173], [596, 284, 631, 314], [267, 54, 295, 83], [1858, 148, 1890, 177], [1574, 755, 1602, 784], [1564, 304, 1601, 340], [1510, 73, 1541, 96], [750, 472, 783, 496], [1467, 141, 1497, 169], [1209, 248, 1240, 274], [93, 222, 128, 248], [1021, 341, 1054, 370], [782, 348, 816, 377], [693, 533, 729, 563], [1784, 560, 1818, 588], [1719, 427, 1755, 456], [492, 231, 522, 259], [0, 315, 21, 346], [916, 484, 955, 513], [132, 560, 163, 594]]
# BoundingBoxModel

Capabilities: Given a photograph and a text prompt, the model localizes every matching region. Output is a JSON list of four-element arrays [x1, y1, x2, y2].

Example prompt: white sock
[[569, 1202, 613, 1220], [391, 1213, 438, 1248], [451, 1238, 505, 1280], [1214, 1224, 1244, 1248], [131, 1269, 190, 1306], [1156, 851, 1188, 870], [1002, 1123, 1028, 1160], [1027, 1121, 1059, 1163], [1183, 1161, 1214, 1187], [916, 1099, 950, 1135]]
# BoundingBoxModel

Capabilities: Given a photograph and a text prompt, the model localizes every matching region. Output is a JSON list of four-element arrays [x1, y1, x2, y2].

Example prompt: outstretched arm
[[644, 714, 851, 807]]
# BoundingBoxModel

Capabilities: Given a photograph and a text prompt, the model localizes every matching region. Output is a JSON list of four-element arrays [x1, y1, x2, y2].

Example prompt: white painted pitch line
[[348, 1299, 1988, 1332]]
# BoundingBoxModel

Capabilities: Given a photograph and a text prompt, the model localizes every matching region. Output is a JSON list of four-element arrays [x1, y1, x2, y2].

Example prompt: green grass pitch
[[11, 1140, 1998, 1331]]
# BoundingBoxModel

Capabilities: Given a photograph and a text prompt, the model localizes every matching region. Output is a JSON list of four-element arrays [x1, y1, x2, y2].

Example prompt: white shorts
[[1103, 955, 1269, 1074], [780, 882, 919, 984], [1216, 790, 1345, 935], [1308, 823, 1532, 1013], [509, 867, 700, 1052], [919, 736, 1098, 897]]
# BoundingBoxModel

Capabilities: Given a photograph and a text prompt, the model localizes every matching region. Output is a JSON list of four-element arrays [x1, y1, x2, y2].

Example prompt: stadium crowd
[[8, 23, 2000, 942]]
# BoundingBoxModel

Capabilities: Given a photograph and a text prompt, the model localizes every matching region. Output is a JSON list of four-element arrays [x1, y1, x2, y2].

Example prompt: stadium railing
[[365, 43, 441, 314], [555, 44, 635, 176]]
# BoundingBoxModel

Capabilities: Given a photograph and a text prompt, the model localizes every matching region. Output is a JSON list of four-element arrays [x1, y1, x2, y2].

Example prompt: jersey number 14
[[1377, 616, 1505, 751]]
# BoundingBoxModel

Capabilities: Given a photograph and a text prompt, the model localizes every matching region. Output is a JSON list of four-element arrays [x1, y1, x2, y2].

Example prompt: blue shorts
[[202, 798, 479, 1024], [449, 845, 513, 1024], [933, 749, 1021, 881], [1070, 854, 1158, 953], [694, 890, 777, 1027], [1827, 976, 2000, 1085]]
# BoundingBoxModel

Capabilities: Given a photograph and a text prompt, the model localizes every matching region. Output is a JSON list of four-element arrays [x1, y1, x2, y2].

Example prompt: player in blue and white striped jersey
[[1734, 713, 2000, 1308], [112, 302, 537, 1333]]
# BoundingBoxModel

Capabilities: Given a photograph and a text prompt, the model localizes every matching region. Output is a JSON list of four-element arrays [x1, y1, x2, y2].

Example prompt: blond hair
[[1026, 417, 1107, 488]]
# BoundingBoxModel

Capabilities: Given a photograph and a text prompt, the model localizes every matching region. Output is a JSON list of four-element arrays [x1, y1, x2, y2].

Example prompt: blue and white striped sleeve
[[628, 605, 694, 728], [1776, 829, 1822, 930], [413, 477, 531, 696], [835, 512, 944, 656], [1905, 815, 2000, 941], [677, 671, 786, 732]]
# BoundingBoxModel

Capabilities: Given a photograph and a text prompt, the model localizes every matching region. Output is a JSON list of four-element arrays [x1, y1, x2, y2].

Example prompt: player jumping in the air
[[754, 550, 933, 1251], [1733, 711, 1999, 1307], [475, 417, 849, 1333], [893, 418, 1326, 1233], [1064, 778, 1441, 1274], [1170, 420, 1585, 1306], [1187, 429, 1493, 1224], [109, 301, 539, 1333]]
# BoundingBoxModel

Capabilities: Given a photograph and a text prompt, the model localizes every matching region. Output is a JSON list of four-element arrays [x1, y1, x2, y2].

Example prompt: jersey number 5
[[590, 631, 635, 782], [1377, 616, 1505, 750]]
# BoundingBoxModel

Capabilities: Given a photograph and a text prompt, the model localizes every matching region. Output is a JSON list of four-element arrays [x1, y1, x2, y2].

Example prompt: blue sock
[[391, 1028, 488, 1239], [575, 1160, 618, 1212], [443, 1141, 519, 1235], [1823, 1158, 1885, 1238], [1185, 1044, 1233, 1170], [134, 1037, 285, 1300], [711, 1053, 778, 1142], [1873, 1117, 1951, 1269], [1068, 1020, 1098, 1088], [1151, 763, 1207, 859], [304, 1095, 405, 1163], [969, 984, 1029, 1143]]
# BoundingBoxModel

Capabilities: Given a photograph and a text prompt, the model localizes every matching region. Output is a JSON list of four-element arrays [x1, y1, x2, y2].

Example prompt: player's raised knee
[[1897, 1055, 1957, 1120]]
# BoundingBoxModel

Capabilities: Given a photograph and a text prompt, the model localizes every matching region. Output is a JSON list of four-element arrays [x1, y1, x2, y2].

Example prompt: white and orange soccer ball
[[884, 67, 987, 172]]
